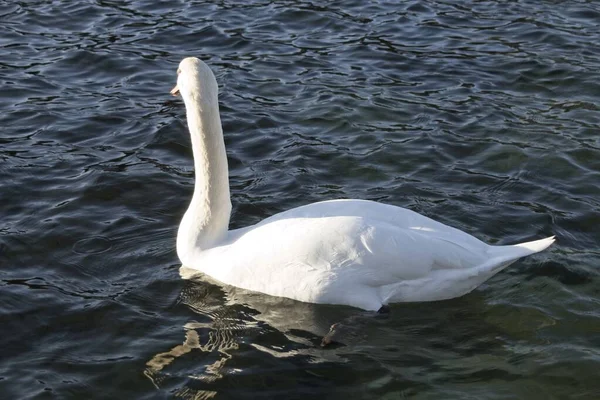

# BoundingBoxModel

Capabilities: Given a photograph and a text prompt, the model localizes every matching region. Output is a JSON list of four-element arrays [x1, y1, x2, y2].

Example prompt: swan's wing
[[209, 211, 489, 300], [191, 200, 549, 310], [260, 199, 486, 248], [254, 198, 491, 278]]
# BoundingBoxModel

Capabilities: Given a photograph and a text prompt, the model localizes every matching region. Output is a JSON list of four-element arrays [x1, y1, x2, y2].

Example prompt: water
[[1, 0, 599, 398]]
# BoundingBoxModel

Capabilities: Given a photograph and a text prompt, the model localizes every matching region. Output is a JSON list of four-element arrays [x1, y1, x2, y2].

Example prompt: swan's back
[[188, 200, 552, 310]]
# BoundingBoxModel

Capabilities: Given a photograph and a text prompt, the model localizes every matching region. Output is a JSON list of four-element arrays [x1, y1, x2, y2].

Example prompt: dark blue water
[[1, 0, 599, 398]]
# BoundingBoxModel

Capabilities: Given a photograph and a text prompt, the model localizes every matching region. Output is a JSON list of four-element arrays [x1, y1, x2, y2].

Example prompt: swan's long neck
[[177, 82, 232, 264]]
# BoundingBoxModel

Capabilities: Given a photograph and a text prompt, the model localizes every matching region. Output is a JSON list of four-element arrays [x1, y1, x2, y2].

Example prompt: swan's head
[[170, 57, 218, 103]]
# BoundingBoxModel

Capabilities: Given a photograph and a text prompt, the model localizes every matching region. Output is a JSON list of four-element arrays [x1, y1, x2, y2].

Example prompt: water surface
[[1, 0, 599, 398]]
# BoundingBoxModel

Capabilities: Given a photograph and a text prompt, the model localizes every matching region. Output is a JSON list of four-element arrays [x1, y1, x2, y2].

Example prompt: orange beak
[[170, 84, 180, 96]]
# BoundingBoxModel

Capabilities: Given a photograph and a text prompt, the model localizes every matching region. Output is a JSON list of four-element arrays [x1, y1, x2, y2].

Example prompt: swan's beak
[[170, 84, 180, 96]]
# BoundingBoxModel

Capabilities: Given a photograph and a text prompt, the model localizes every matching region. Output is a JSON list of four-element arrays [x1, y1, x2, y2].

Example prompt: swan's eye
[[177, 68, 181, 75]]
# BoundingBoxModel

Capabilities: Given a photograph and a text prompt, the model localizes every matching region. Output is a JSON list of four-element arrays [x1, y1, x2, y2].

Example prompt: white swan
[[171, 57, 554, 311]]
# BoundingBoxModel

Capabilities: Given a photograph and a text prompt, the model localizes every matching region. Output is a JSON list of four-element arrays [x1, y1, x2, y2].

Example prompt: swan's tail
[[515, 235, 556, 252], [382, 236, 555, 304], [486, 236, 555, 271]]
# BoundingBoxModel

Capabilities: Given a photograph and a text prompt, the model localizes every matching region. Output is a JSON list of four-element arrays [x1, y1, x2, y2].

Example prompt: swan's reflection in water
[[142, 268, 534, 398], [144, 267, 364, 398]]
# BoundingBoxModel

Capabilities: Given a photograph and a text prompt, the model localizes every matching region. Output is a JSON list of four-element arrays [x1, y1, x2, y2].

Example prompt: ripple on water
[[72, 236, 113, 255], [1, 0, 599, 398]]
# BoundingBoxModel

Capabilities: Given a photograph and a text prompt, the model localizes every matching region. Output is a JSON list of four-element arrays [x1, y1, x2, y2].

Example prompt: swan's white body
[[173, 57, 554, 311]]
